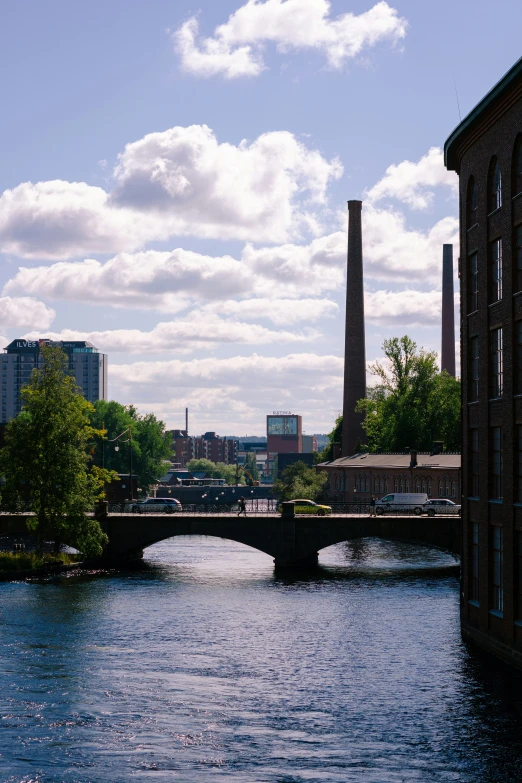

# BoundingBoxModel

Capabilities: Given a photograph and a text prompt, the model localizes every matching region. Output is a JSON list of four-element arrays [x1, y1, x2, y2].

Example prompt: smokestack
[[185, 407, 188, 435], [441, 244, 456, 376], [341, 200, 366, 456]]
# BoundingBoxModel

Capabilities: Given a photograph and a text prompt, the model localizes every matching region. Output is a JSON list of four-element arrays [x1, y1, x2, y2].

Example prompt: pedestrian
[[238, 496, 247, 517], [370, 495, 376, 517]]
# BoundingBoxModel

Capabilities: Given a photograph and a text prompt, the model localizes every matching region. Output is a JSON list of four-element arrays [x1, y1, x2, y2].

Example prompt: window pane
[[469, 336, 479, 402], [489, 239, 502, 303], [468, 252, 478, 312], [490, 526, 504, 614], [471, 521, 479, 603], [489, 427, 502, 500], [489, 327, 503, 398], [516, 224, 522, 294]]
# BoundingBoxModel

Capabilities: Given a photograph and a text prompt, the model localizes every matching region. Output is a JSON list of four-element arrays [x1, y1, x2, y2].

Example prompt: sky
[[1, 0, 521, 437]]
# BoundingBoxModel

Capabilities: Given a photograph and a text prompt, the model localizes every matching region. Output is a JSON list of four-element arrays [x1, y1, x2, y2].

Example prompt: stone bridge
[[100, 512, 461, 567]]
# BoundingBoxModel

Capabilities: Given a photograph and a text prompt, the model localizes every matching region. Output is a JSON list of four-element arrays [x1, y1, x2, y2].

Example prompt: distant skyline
[[1, 0, 521, 434]]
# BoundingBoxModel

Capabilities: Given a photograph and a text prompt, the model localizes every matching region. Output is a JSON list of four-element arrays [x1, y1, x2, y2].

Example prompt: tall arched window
[[421, 479, 426, 493], [405, 479, 410, 492], [467, 176, 478, 227], [379, 478, 383, 492], [399, 478, 403, 492], [427, 480, 432, 497], [513, 136, 522, 196], [384, 479, 388, 492], [489, 157, 502, 212], [365, 476, 369, 492], [445, 480, 450, 497], [415, 479, 420, 493], [451, 481, 456, 497], [439, 480, 444, 496]]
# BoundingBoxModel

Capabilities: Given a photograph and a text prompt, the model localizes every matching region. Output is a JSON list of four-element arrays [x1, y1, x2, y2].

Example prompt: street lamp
[[103, 426, 133, 501]]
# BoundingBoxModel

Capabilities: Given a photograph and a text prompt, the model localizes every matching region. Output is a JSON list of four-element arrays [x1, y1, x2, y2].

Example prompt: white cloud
[[200, 297, 338, 325], [0, 125, 341, 259], [0, 296, 55, 329], [22, 315, 320, 354], [174, 0, 407, 78], [366, 147, 458, 210], [109, 352, 344, 432], [365, 289, 442, 326]]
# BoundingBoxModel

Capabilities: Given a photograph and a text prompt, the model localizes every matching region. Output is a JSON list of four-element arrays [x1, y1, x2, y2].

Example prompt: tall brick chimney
[[441, 244, 456, 376], [341, 200, 366, 456]]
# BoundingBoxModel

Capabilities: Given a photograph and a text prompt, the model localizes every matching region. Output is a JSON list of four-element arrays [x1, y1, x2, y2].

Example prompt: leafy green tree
[[356, 336, 461, 452], [316, 413, 342, 462], [274, 461, 327, 501], [0, 345, 115, 556], [90, 401, 171, 494], [243, 452, 260, 483], [186, 458, 242, 485]]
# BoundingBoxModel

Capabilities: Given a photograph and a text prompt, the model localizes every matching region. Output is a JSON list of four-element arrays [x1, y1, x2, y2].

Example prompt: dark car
[[131, 498, 182, 513]]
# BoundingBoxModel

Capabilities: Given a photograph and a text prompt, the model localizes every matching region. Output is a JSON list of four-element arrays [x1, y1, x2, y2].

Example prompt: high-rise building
[[167, 429, 237, 467], [1, 339, 108, 422], [445, 55, 522, 670], [266, 414, 302, 455]]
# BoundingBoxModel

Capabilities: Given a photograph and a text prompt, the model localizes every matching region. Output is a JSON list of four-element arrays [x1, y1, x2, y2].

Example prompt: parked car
[[131, 498, 182, 513], [375, 493, 428, 516], [422, 499, 461, 517], [278, 499, 332, 516]]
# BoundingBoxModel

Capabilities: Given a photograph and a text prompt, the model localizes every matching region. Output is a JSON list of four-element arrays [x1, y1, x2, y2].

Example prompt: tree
[[0, 345, 115, 557], [316, 414, 342, 462], [274, 461, 327, 502], [89, 401, 171, 494], [243, 452, 260, 483], [186, 458, 242, 485], [355, 336, 461, 452]]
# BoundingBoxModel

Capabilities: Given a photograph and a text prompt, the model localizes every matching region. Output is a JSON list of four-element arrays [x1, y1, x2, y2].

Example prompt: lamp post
[[106, 426, 134, 501]]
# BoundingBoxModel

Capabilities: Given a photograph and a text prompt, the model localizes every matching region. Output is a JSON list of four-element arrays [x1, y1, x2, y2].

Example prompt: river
[[1, 537, 522, 783]]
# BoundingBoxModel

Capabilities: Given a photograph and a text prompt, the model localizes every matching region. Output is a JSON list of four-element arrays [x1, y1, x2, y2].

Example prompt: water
[[1, 537, 521, 783]]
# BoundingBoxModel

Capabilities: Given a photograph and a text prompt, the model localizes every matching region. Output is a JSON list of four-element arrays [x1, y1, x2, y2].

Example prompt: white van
[[375, 493, 428, 516]]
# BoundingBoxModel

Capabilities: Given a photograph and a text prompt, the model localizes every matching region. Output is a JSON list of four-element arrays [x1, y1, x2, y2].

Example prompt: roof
[[317, 452, 461, 470], [445, 56, 522, 171]]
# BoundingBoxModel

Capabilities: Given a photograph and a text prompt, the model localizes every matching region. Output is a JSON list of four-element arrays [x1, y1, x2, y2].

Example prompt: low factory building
[[317, 450, 461, 503]]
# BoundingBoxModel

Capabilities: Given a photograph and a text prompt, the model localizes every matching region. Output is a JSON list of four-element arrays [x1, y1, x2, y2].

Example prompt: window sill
[[467, 400, 479, 406], [468, 600, 480, 608], [468, 496, 480, 501], [488, 300, 502, 308], [514, 502, 522, 507], [467, 309, 479, 317], [488, 499, 503, 504], [512, 192, 522, 202], [488, 397, 503, 402], [487, 207, 502, 218], [467, 223, 479, 233], [489, 609, 504, 618], [514, 291, 522, 298], [515, 620, 522, 627]]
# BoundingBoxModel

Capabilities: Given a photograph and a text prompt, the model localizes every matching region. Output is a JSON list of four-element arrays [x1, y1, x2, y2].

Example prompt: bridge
[[99, 509, 461, 567]]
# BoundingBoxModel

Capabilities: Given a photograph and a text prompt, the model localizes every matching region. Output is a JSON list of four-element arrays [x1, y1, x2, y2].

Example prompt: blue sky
[[1, 0, 521, 435]]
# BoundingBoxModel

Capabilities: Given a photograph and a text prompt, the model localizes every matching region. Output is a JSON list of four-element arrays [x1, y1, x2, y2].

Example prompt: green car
[[279, 499, 332, 516]]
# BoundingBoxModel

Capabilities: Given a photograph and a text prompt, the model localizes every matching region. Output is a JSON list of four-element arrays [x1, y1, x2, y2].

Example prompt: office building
[[1, 338, 107, 423]]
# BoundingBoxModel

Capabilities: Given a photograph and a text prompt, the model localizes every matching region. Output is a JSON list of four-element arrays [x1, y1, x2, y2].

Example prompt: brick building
[[318, 451, 461, 503], [445, 55, 522, 668], [167, 429, 237, 467]]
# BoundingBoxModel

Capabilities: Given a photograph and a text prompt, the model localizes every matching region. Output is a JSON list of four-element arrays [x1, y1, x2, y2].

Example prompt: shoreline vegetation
[[0, 550, 81, 579]]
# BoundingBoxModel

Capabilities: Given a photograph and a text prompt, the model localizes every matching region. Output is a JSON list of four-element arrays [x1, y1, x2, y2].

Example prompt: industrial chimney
[[341, 200, 367, 456], [441, 244, 456, 376]]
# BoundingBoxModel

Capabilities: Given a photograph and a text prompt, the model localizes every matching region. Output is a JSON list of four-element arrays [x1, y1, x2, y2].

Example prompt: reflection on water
[[0, 537, 521, 783]]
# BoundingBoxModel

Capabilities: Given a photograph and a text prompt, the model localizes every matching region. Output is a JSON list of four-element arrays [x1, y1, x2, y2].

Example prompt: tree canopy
[[89, 400, 171, 493], [356, 336, 461, 452], [274, 461, 327, 501], [243, 452, 260, 483], [186, 458, 241, 485], [0, 345, 114, 556]]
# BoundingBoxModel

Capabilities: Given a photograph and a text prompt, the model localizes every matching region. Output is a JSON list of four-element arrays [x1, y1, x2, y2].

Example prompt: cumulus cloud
[[0, 296, 55, 329], [365, 289, 442, 326], [366, 147, 458, 210], [174, 0, 407, 78], [109, 351, 344, 431], [200, 297, 338, 325], [22, 315, 320, 354], [0, 125, 341, 259]]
